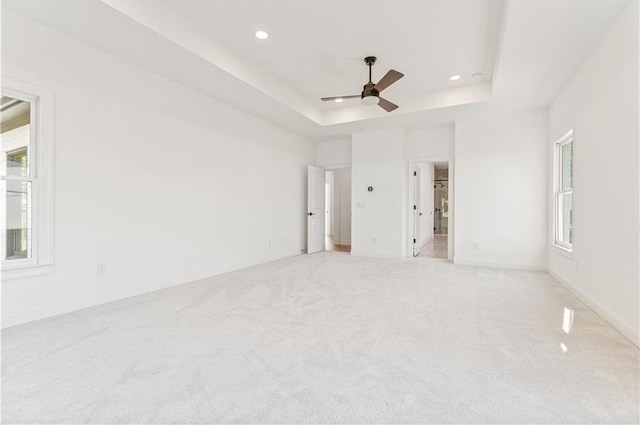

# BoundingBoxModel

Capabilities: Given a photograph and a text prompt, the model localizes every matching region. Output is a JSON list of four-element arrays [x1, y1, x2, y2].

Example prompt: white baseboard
[[2, 251, 303, 329], [1, 281, 179, 329], [549, 271, 639, 348], [453, 258, 546, 271], [351, 250, 405, 259]]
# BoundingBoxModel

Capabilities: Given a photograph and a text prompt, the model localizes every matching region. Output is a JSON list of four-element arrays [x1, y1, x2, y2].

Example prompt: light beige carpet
[[2, 252, 638, 423]]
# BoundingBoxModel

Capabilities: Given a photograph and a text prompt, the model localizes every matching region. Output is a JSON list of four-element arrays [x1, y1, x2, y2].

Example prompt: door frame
[[412, 165, 422, 257], [407, 157, 454, 260], [324, 165, 352, 249]]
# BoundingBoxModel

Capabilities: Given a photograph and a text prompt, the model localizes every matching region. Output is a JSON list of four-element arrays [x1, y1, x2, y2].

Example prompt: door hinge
[[413, 205, 417, 210], [413, 239, 416, 243], [413, 171, 417, 176]]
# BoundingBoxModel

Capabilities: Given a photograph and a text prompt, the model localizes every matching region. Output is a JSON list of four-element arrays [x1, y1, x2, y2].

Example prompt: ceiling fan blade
[[378, 97, 399, 112], [374, 70, 404, 92], [321, 95, 361, 101]]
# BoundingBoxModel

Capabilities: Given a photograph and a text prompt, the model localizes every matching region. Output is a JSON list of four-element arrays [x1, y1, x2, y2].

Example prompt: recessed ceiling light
[[255, 30, 269, 40], [334, 98, 344, 103], [449, 75, 462, 81]]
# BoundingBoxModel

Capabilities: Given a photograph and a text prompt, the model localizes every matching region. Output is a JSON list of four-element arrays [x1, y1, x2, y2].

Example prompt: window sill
[[550, 244, 574, 260], [1, 263, 55, 280]]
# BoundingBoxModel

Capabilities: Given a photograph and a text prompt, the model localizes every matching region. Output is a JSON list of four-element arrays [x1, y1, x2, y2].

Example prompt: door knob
[[308, 212, 314, 216]]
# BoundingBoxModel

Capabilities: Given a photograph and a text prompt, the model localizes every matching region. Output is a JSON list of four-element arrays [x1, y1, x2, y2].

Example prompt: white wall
[[318, 126, 451, 170], [548, 0, 639, 346], [316, 137, 351, 169], [351, 129, 407, 258], [1, 12, 316, 327], [454, 109, 548, 270], [322, 127, 453, 258], [406, 126, 453, 159]]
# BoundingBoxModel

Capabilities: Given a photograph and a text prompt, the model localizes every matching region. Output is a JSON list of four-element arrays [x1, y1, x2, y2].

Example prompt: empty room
[[1, 0, 639, 423]]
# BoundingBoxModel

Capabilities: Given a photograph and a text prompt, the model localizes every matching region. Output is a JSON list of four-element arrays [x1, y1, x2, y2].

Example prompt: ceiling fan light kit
[[362, 96, 379, 105], [321, 56, 404, 112]]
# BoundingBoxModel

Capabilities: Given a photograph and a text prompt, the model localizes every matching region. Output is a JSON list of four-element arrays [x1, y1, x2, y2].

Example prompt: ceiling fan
[[321, 56, 404, 112]]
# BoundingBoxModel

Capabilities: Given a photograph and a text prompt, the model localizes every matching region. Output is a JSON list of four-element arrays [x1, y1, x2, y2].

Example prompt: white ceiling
[[161, 0, 498, 109], [493, 0, 631, 105], [3, 0, 631, 139]]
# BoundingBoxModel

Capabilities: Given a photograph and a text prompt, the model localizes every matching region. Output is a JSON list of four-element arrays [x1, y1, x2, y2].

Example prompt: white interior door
[[413, 168, 421, 256], [307, 165, 326, 254]]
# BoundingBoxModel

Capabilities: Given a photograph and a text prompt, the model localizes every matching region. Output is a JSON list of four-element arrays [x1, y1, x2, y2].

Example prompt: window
[[1, 79, 54, 279], [6, 147, 30, 259], [554, 131, 573, 250]]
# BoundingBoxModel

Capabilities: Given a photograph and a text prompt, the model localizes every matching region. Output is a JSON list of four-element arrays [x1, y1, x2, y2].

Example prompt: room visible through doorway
[[324, 169, 351, 253], [413, 162, 449, 259]]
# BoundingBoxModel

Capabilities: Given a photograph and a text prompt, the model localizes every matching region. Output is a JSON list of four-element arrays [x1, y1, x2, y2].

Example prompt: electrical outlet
[[97, 264, 107, 276], [472, 242, 480, 251]]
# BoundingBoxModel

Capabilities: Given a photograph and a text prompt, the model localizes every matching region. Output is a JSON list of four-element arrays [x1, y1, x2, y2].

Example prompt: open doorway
[[422, 164, 448, 258], [325, 168, 351, 253], [410, 161, 451, 260]]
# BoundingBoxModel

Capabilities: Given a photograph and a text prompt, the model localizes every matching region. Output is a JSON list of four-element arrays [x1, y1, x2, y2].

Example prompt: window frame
[[1, 78, 55, 279], [553, 130, 574, 252]]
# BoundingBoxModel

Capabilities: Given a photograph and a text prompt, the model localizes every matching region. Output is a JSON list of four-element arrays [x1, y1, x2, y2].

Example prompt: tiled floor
[[418, 234, 448, 259], [3, 252, 638, 423]]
